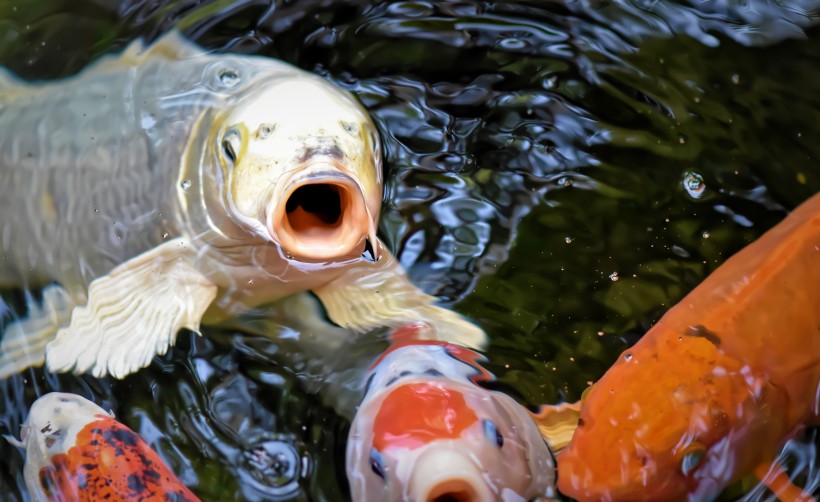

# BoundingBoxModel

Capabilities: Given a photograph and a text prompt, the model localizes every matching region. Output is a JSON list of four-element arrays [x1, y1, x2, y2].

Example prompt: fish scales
[[0, 49, 297, 293], [0, 64, 180, 291], [0, 33, 487, 379]]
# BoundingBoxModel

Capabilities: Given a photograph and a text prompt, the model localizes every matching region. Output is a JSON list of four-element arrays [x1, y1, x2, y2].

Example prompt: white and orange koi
[[347, 323, 556, 501], [10, 392, 200, 502]]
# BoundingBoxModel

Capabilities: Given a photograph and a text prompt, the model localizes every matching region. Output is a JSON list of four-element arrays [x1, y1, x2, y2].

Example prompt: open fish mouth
[[410, 449, 494, 502], [268, 167, 375, 261], [425, 479, 481, 502]]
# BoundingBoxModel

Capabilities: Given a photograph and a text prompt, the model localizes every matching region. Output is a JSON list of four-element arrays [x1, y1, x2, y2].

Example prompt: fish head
[[557, 334, 782, 501], [18, 393, 113, 497], [348, 374, 554, 501], [20, 392, 111, 465], [215, 75, 382, 262]]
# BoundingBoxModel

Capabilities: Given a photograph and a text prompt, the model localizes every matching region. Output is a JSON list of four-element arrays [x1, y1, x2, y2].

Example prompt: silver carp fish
[[9, 392, 200, 501], [0, 32, 485, 379], [347, 323, 556, 502]]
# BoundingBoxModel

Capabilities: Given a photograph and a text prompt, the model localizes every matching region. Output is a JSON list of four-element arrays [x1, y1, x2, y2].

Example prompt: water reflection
[[0, 0, 819, 500]]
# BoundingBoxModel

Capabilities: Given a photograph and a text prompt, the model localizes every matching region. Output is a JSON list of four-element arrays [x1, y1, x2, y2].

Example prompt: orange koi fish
[[11, 392, 200, 502], [347, 323, 556, 501], [553, 192, 820, 501]]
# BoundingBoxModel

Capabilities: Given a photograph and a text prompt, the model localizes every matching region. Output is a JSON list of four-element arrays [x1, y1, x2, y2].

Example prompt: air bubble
[[180, 179, 192, 191], [219, 69, 240, 87], [238, 438, 302, 499], [609, 271, 619, 282], [682, 171, 705, 199]]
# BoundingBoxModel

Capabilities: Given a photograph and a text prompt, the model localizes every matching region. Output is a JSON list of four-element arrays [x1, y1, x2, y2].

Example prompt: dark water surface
[[1, 1, 819, 500]]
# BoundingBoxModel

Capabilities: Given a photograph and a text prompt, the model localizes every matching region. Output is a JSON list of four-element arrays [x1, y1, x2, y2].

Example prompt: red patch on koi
[[373, 382, 478, 451], [38, 416, 199, 502]]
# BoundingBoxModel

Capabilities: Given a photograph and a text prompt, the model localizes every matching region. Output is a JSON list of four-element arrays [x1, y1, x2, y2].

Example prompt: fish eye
[[369, 448, 387, 480], [221, 129, 241, 164], [679, 443, 706, 476], [482, 419, 503, 448]]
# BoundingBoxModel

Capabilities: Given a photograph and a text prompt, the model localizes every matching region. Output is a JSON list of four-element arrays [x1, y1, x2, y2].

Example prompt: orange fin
[[754, 461, 817, 502], [530, 401, 582, 451]]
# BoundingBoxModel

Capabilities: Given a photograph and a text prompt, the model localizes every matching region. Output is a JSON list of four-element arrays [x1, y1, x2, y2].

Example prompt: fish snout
[[410, 449, 494, 502], [267, 166, 377, 261]]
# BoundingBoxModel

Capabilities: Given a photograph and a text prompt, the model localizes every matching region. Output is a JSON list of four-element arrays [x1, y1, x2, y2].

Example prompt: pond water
[[0, 1, 819, 500]]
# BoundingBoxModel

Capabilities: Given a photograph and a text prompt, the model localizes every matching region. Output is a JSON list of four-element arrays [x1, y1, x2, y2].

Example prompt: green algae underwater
[[0, 1, 819, 500]]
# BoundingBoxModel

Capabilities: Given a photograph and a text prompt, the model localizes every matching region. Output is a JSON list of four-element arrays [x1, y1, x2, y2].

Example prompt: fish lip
[[266, 163, 377, 261], [409, 448, 494, 502]]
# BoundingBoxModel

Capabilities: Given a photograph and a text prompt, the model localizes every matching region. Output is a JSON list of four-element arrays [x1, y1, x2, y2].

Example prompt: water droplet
[[702, 231, 710, 239], [597, 330, 605, 337], [731, 74, 740, 84], [565, 236, 574, 244], [557, 177, 573, 187], [219, 69, 240, 87], [624, 353, 633, 361], [180, 179, 192, 191], [682, 171, 705, 199], [248, 279, 255, 285], [609, 271, 619, 282]]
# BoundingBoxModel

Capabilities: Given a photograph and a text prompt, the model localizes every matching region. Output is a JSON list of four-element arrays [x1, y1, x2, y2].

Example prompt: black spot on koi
[[684, 325, 721, 347]]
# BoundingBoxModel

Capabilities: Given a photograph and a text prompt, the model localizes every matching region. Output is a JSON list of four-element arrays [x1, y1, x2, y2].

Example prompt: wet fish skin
[[346, 323, 556, 502], [0, 34, 341, 296], [12, 392, 200, 502], [555, 192, 820, 501], [0, 33, 487, 378]]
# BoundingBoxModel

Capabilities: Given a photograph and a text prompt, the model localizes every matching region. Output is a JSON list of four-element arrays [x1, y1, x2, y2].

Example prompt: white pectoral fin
[[313, 249, 488, 349], [45, 239, 218, 379], [0, 285, 76, 379]]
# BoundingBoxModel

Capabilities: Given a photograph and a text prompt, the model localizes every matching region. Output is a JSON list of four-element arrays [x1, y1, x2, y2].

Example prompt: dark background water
[[0, 1, 819, 500]]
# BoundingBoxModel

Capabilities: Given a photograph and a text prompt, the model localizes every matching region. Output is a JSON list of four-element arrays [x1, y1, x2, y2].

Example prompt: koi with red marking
[[347, 322, 556, 501], [12, 392, 200, 502]]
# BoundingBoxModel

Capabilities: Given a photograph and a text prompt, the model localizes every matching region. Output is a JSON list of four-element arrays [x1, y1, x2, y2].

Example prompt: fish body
[[347, 323, 556, 501], [557, 192, 820, 501], [0, 33, 485, 379], [14, 392, 199, 501]]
